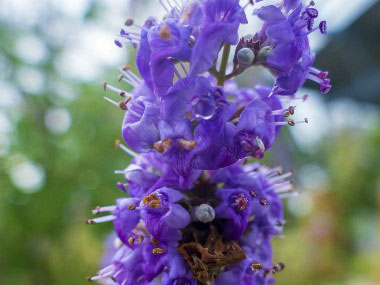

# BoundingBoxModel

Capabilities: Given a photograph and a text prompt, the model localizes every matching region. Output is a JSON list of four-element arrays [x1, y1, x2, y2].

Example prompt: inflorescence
[[88, 0, 330, 284]]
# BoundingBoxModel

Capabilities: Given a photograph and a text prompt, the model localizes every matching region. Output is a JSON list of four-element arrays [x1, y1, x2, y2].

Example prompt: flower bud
[[192, 204, 215, 223], [257, 46, 273, 63], [237, 48, 255, 66]]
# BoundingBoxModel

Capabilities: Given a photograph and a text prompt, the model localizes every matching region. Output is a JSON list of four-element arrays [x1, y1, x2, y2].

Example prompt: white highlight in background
[[10, 160, 46, 194], [44, 107, 72, 135]]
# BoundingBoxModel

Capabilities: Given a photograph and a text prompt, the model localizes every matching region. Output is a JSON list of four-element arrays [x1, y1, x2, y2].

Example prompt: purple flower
[[136, 17, 157, 90], [148, 19, 192, 97], [89, 245, 148, 284], [190, 0, 248, 75], [161, 250, 196, 285], [215, 188, 252, 240], [141, 188, 191, 242], [283, 0, 302, 12], [120, 153, 180, 198], [158, 76, 234, 177], [113, 198, 141, 246], [253, 4, 331, 95], [234, 98, 275, 159], [121, 84, 160, 152], [92, 0, 331, 283]]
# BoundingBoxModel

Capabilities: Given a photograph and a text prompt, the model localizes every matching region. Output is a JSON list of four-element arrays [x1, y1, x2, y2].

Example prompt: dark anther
[[249, 189, 258, 198], [259, 198, 268, 206], [124, 18, 134, 26], [251, 262, 263, 271], [287, 120, 295, 127]]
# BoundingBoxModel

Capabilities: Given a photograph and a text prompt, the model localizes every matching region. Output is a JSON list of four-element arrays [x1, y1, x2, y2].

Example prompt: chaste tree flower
[[89, 0, 330, 284]]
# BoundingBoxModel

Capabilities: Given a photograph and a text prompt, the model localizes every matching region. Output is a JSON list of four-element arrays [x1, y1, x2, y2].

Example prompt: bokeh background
[[1, 0, 379, 284]]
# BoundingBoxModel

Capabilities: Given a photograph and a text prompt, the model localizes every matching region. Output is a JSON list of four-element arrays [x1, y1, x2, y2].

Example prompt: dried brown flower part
[[178, 225, 246, 284]]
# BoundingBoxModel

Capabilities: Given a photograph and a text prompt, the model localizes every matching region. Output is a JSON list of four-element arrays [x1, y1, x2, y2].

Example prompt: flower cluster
[[88, 0, 330, 284]]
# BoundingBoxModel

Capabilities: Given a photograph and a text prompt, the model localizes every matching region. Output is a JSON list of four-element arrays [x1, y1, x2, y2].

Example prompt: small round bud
[[237, 48, 255, 66], [257, 46, 273, 63], [193, 204, 215, 223]]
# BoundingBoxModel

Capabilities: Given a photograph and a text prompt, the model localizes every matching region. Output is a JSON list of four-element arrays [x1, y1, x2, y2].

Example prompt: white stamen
[[166, 0, 174, 9], [274, 118, 308, 126], [88, 275, 104, 281], [92, 206, 116, 215], [273, 183, 294, 193], [121, 76, 139, 88], [256, 137, 265, 151], [272, 106, 296, 115], [119, 69, 140, 86], [122, 38, 140, 44], [306, 73, 325, 84], [127, 107, 143, 119], [123, 31, 141, 37], [134, 23, 151, 33], [244, 0, 253, 9], [120, 68, 142, 85], [172, 0, 181, 7], [263, 167, 283, 178], [270, 172, 292, 183], [98, 264, 116, 276], [119, 34, 141, 41], [279, 192, 299, 199], [113, 268, 124, 278], [279, 95, 308, 102], [119, 40, 138, 49], [158, 0, 170, 12], [104, 97, 119, 107], [104, 83, 128, 95], [87, 215, 115, 224], [273, 121, 289, 126], [128, 100, 145, 112], [116, 141, 139, 157]]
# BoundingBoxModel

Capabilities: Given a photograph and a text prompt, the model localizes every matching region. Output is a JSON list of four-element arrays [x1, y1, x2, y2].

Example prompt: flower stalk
[[87, 0, 331, 284], [217, 44, 231, 86]]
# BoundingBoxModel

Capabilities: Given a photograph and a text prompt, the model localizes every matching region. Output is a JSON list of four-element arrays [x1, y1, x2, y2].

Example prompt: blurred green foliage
[[274, 127, 380, 284], [0, 81, 132, 283]]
